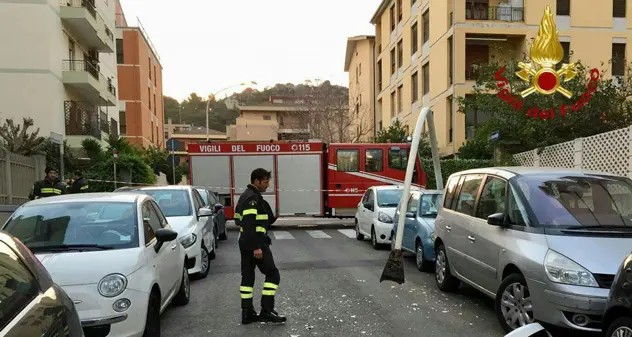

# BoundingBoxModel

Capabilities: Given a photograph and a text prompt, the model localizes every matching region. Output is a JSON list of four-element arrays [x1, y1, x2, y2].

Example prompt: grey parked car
[[0, 231, 84, 336], [195, 186, 227, 241], [433, 167, 632, 334]]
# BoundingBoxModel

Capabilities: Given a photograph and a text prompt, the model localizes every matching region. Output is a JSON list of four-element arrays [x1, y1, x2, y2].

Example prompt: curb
[[227, 223, 355, 231]]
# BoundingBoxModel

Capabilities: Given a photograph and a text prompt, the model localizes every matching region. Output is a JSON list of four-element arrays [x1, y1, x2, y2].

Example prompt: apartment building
[[369, 0, 631, 156], [164, 119, 228, 155], [0, 0, 120, 149], [227, 96, 310, 141], [114, 1, 164, 148], [344, 35, 378, 140]]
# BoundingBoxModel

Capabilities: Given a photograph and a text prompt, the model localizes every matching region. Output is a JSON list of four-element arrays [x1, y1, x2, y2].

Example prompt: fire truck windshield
[[376, 189, 404, 208]]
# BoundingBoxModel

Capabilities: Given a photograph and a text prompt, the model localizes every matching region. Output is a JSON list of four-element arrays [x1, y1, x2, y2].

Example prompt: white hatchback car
[[2, 193, 190, 337], [119, 186, 215, 279], [355, 185, 420, 249]]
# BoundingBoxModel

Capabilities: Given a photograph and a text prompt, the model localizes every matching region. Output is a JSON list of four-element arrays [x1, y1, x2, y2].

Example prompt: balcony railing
[[64, 101, 101, 139], [107, 77, 116, 96], [465, 3, 524, 22], [62, 59, 99, 80], [60, 0, 96, 18]]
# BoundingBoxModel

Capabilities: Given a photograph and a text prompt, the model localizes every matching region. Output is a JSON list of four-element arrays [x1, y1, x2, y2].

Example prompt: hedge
[[420, 158, 495, 190]]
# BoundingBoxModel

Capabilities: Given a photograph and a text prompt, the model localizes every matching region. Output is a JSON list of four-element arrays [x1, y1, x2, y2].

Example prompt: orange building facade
[[114, 2, 165, 148]]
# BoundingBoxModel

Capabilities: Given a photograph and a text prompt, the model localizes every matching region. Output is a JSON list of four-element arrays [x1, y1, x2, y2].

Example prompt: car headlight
[[180, 233, 197, 248], [98, 274, 127, 298], [378, 212, 393, 224], [544, 250, 598, 287]]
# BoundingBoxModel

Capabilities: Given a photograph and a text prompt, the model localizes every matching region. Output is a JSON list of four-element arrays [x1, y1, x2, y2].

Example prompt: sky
[[118, 0, 380, 102]]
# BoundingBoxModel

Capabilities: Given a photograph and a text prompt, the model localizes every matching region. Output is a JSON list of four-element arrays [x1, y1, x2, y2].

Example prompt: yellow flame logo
[[515, 6, 576, 98]]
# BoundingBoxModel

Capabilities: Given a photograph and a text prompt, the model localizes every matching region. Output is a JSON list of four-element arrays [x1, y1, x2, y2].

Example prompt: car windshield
[[419, 193, 442, 217], [196, 189, 209, 205], [2, 202, 139, 251], [138, 189, 191, 217], [377, 189, 403, 207], [515, 174, 632, 228]]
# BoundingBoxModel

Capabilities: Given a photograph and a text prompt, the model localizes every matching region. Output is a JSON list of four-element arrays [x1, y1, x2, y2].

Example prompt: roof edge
[[344, 35, 375, 72], [370, 0, 392, 24]]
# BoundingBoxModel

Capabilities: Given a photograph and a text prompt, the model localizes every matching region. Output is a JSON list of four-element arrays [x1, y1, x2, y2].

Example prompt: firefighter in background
[[28, 167, 67, 200], [66, 170, 89, 193], [236, 168, 286, 325]]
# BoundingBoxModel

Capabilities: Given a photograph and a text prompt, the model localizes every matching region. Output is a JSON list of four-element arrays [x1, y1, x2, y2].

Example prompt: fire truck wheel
[[355, 219, 364, 241]]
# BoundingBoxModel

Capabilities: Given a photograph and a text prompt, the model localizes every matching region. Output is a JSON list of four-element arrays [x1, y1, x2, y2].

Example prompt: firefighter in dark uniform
[[236, 168, 286, 325], [28, 167, 67, 200], [66, 170, 89, 194]]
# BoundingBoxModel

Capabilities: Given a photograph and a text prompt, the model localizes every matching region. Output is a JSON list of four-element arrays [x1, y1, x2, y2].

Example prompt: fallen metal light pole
[[380, 107, 444, 284]]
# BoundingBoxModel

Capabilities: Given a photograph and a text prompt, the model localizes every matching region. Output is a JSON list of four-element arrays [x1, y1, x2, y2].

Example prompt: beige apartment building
[[359, 0, 630, 156], [344, 36, 378, 140]]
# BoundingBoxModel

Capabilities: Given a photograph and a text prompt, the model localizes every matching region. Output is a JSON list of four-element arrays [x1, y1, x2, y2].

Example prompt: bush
[[421, 158, 495, 189]]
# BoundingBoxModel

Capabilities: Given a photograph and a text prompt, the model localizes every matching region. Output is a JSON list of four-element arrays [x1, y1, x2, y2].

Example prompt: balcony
[[59, 0, 114, 52], [465, 2, 524, 22], [465, 35, 526, 81], [62, 60, 117, 107], [64, 101, 102, 140]]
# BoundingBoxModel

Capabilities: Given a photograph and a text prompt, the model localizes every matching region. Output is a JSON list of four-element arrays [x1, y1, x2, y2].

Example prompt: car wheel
[[435, 244, 460, 292], [172, 264, 190, 306], [415, 241, 432, 272], [371, 227, 380, 250], [355, 219, 364, 240], [495, 273, 534, 333], [142, 292, 160, 337], [194, 244, 210, 279], [606, 317, 632, 337]]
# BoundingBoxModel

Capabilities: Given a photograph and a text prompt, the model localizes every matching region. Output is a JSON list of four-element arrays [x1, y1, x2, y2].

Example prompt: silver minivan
[[433, 167, 632, 334]]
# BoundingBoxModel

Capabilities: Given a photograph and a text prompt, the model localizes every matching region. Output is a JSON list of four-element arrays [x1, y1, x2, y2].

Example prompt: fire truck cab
[[187, 141, 425, 219]]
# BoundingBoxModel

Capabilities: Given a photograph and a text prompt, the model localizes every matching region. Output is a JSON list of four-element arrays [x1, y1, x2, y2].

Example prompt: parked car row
[[356, 167, 632, 337], [0, 184, 225, 336]]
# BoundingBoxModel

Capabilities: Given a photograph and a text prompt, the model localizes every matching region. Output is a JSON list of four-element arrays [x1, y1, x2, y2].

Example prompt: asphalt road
[[159, 228, 598, 337]]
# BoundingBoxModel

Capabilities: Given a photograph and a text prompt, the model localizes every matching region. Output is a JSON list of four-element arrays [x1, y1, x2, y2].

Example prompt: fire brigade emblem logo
[[515, 5, 576, 98], [250, 200, 257, 206]]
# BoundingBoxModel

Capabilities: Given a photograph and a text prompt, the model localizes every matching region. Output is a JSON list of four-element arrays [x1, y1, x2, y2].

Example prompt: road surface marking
[[338, 229, 356, 238], [273, 231, 295, 240], [306, 230, 331, 238]]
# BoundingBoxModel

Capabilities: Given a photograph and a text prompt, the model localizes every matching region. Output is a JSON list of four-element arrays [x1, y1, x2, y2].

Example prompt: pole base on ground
[[380, 249, 405, 284]]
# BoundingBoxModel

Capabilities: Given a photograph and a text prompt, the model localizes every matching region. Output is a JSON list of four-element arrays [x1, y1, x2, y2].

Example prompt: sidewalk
[[226, 217, 355, 231]]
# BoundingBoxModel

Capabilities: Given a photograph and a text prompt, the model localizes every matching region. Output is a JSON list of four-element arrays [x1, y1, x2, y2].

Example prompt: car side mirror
[[198, 207, 213, 217], [363, 202, 373, 211], [487, 213, 506, 227], [405, 212, 415, 218], [214, 203, 224, 213], [154, 228, 177, 252]]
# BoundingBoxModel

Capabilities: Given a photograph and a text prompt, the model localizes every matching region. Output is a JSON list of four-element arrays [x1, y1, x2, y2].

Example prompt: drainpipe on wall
[[372, 39, 377, 140], [451, 0, 456, 158]]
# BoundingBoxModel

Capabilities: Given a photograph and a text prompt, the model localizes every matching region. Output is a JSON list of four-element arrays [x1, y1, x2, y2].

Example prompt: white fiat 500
[[2, 193, 190, 337], [118, 185, 216, 279]]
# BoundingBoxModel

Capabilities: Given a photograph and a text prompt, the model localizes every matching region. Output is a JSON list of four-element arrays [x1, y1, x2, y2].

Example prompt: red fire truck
[[187, 141, 426, 219]]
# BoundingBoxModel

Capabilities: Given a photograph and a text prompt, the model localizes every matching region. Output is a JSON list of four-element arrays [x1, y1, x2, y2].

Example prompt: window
[[390, 48, 396, 75], [397, 0, 402, 22], [378, 189, 404, 207], [192, 189, 205, 210], [556, 0, 570, 15], [388, 148, 409, 170], [448, 36, 453, 84], [150, 200, 168, 227], [377, 60, 383, 89], [119, 111, 126, 135], [561, 42, 570, 64], [263, 115, 272, 120], [422, 63, 430, 95], [419, 193, 442, 217], [507, 187, 527, 227], [411, 22, 419, 54], [406, 193, 420, 214], [148, 88, 152, 110], [367, 189, 375, 206], [397, 39, 403, 69], [443, 175, 462, 209], [69, 38, 75, 61], [362, 189, 371, 203], [465, 104, 491, 139], [454, 174, 485, 216], [142, 201, 160, 245], [390, 4, 396, 31], [390, 91, 396, 117], [0, 241, 39, 331], [139, 190, 192, 217], [422, 10, 430, 43], [116, 38, 123, 64], [336, 149, 359, 172], [359, 62, 362, 76], [614, 0, 626, 17], [412, 72, 419, 103], [365, 149, 384, 172], [613, 43, 626, 76], [397, 85, 403, 113], [447, 96, 454, 143], [475, 176, 507, 220]]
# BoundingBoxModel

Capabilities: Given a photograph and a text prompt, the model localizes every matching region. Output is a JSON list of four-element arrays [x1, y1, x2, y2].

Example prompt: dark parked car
[[195, 186, 227, 241], [0, 231, 84, 336], [603, 251, 632, 336]]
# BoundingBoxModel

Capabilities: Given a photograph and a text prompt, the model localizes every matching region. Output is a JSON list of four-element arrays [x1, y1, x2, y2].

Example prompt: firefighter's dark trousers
[[239, 243, 280, 311]]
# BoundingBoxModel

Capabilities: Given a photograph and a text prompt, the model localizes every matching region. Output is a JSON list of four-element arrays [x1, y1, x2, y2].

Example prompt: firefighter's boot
[[241, 308, 259, 325], [259, 309, 287, 323]]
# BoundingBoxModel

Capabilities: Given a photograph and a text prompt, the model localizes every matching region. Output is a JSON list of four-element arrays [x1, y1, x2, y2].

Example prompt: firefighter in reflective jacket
[[66, 170, 89, 194], [28, 167, 67, 200], [235, 168, 286, 325]]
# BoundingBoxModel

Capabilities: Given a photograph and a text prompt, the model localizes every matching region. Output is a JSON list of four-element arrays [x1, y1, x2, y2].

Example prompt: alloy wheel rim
[[183, 267, 190, 298], [500, 282, 534, 330], [416, 245, 424, 267], [201, 248, 209, 273], [372, 231, 376, 245], [436, 251, 446, 283], [613, 327, 632, 337]]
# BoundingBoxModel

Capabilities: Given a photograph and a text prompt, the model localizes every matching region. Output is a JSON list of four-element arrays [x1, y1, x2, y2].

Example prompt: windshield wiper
[[29, 244, 114, 251]]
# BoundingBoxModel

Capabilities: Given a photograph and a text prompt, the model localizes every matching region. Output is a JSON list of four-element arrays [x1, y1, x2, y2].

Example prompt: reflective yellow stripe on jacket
[[80, 185, 89, 190], [40, 187, 62, 195], [236, 207, 269, 234]]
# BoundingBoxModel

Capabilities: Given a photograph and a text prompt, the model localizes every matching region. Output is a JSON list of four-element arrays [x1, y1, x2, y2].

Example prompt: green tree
[[0, 117, 46, 155], [457, 137, 494, 160], [164, 96, 181, 123], [375, 120, 409, 143], [458, 47, 632, 155]]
